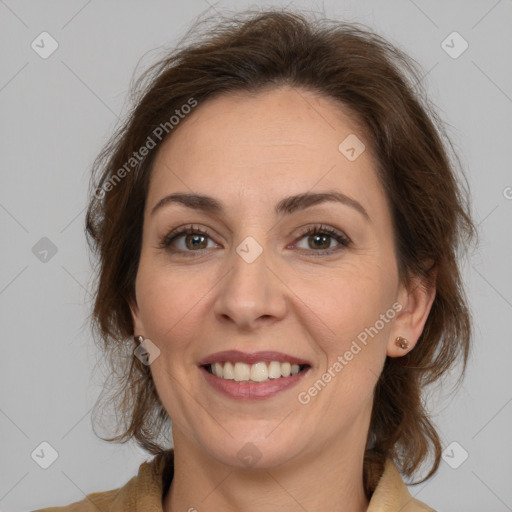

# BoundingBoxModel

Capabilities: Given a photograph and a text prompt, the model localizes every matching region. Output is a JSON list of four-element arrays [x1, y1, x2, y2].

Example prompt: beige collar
[[368, 459, 435, 511], [34, 451, 435, 511]]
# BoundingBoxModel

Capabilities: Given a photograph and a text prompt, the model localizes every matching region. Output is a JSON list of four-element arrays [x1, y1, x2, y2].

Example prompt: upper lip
[[198, 350, 311, 366]]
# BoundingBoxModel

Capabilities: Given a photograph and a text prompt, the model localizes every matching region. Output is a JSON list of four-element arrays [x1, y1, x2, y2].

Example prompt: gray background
[[1, 0, 511, 511]]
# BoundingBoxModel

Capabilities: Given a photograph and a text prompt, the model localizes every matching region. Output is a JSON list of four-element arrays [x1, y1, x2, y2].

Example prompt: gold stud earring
[[394, 336, 409, 350]]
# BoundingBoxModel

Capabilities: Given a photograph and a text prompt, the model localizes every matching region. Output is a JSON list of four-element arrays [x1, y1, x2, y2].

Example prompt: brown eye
[[307, 233, 331, 250], [184, 233, 208, 250], [161, 226, 217, 253], [294, 225, 351, 255]]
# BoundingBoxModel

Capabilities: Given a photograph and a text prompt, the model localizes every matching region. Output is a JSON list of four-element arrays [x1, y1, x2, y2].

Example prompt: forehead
[[147, 86, 386, 218]]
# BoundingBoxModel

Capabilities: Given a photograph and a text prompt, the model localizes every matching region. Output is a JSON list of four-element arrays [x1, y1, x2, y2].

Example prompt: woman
[[34, 8, 476, 512]]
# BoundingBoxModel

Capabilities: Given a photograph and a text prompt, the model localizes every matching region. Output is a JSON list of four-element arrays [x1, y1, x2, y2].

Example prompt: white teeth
[[209, 361, 305, 382], [268, 361, 282, 379], [234, 362, 251, 381], [214, 362, 223, 378], [250, 362, 268, 382], [223, 361, 235, 380]]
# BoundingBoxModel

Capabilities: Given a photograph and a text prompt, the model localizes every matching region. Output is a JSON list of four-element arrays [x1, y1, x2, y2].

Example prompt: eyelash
[[159, 224, 351, 257]]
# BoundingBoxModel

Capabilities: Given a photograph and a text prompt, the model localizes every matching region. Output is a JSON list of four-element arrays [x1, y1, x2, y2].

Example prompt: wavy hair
[[85, 8, 477, 497]]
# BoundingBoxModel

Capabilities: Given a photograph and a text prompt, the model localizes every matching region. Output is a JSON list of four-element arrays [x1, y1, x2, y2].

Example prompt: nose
[[212, 243, 287, 331]]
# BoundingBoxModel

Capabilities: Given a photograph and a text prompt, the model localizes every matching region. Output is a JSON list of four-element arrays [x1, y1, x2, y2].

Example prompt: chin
[[201, 430, 307, 470]]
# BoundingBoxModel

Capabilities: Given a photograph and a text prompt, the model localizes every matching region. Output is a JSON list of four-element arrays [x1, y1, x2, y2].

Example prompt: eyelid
[[160, 224, 217, 251], [159, 223, 351, 255], [293, 224, 350, 242], [291, 224, 351, 255]]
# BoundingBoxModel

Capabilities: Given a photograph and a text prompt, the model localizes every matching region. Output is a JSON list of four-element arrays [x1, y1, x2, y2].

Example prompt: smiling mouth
[[202, 361, 311, 383]]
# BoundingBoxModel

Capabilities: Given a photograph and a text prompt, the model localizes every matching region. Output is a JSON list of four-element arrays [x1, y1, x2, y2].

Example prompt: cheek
[[293, 270, 392, 432], [305, 262, 395, 370], [135, 261, 218, 351], [134, 264, 214, 423]]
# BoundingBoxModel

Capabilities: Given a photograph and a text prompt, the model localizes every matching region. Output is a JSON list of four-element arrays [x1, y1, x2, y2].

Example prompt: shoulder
[[31, 487, 120, 512], [368, 459, 437, 512], [32, 450, 174, 512]]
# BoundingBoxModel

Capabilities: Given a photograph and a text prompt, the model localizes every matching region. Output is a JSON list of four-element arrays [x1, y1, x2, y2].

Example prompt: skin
[[130, 85, 436, 512]]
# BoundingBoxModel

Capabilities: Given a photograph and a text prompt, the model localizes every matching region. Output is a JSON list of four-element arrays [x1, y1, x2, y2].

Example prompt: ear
[[387, 267, 437, 358], [129, 297, 145, 337]]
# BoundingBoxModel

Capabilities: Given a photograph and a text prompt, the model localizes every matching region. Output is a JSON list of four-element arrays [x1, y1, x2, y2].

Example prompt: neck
[[163, 431, 370, 512]]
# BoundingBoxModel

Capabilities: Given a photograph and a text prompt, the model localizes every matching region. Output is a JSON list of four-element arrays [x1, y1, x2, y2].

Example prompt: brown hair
[[85, 8, 477, 496]]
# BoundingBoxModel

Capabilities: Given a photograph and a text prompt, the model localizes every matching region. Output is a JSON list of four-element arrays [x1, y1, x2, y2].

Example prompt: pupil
[[187, 234, 206, 250], [311, 234, 329, 249], [185, 233, 331, 251]]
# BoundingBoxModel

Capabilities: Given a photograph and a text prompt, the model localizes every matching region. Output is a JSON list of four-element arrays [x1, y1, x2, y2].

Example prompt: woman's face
[[131, 86, 433, 469]]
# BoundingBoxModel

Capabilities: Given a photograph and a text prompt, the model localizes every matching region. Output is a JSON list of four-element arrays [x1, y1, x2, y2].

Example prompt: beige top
[[33, 450, 435, 511]]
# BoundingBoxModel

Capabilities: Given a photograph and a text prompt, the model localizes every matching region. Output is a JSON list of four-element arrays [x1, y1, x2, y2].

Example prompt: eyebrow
[[150, 190, 370, 221]]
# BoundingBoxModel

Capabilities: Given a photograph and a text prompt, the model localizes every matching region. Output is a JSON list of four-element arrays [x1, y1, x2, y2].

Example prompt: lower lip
[[199, 365, 310, 400]]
